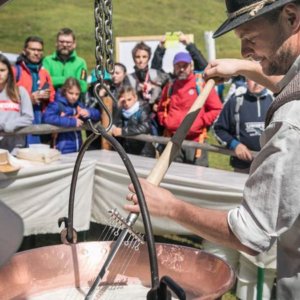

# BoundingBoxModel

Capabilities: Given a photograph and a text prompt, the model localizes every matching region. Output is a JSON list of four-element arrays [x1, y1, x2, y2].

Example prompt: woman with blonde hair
[[0, 53, 33, 151]]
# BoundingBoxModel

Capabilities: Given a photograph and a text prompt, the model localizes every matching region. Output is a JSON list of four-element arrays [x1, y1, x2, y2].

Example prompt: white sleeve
[[228, 112, 300, 252]]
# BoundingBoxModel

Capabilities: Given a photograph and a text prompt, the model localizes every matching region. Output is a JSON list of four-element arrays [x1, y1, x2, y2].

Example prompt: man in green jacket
[[43, 28, 88, 95]]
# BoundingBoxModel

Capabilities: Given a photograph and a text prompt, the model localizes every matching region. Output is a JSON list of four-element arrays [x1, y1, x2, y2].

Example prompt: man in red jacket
[[14, 36, 55, 144], [157, 52, 222, 166]]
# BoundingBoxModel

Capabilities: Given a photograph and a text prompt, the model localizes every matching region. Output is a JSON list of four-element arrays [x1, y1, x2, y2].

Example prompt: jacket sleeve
[[186, 43, 208, 71], [3, 87, 34, 132], [113, 108, 123, 128], [213, 96, 238, 147], [85, 107, 101, 122], [151, 45, 166, 71], [42, 102, 77, 127], [76, 59, 88, 93]]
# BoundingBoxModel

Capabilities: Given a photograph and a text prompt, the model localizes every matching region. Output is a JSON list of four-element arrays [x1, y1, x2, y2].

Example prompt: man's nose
[[241, 41, 253, 59]]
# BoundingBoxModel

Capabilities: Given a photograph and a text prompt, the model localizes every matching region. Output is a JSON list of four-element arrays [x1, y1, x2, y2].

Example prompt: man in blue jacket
[[213, 78, 273, 173]]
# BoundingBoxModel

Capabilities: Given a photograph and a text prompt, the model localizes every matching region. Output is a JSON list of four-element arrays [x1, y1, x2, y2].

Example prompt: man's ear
[[283, 3, 300, 32]]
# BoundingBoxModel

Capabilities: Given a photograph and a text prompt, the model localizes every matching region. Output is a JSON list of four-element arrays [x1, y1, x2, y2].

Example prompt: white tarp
[[0, 155, 96, 236], [85, 150, 248, 235], [0, 149, 248, 236]]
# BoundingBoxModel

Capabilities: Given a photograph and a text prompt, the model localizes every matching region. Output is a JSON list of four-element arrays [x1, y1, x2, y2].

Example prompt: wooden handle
[[101, 96, 113, 150], [146, 79, 215, 186]]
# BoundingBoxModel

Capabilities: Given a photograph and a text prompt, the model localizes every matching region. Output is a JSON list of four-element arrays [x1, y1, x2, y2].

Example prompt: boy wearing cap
[[157, 51, 222, 166], [126, 1, 300, 298]]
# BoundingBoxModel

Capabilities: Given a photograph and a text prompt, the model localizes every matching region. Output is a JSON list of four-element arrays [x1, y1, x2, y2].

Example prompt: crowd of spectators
[[0, 29, 273, 170]]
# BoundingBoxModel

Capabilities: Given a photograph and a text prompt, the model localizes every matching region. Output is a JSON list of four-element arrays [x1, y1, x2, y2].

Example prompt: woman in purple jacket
[[43, 77, 100, 154]]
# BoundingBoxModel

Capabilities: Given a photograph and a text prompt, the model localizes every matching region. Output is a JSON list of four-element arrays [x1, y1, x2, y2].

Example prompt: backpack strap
[[15, 64, 21, 83], [166, 79, 174, 98], [194, 72, 206, 95], [233, 86, 247, 140]]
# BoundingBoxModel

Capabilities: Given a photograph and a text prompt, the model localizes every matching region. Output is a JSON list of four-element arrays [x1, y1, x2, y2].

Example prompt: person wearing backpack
[[14, 36, 55, 145], [110, 85, 156, 158], [213, 78, 273, 173], [157, 52, 223, 166], [127, 42, 170, 139]]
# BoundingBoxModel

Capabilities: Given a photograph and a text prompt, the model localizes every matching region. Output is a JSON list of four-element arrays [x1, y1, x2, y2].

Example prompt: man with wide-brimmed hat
[[125, 1, 300, 299]]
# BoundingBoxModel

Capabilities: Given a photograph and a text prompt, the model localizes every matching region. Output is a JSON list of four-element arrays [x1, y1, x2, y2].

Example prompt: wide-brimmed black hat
[[213, 0, 295, 38]]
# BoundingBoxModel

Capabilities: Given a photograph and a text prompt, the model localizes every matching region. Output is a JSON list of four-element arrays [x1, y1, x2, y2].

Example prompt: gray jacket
[[0, 86, 33, 151]]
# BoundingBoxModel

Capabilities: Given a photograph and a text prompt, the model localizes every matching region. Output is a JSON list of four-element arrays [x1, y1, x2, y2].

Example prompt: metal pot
[[0, 241, 235, 299]]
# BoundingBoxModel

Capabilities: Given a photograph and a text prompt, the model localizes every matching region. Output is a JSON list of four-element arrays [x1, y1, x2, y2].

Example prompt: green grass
[[0, 0, 236, 172], [0, 0, 242, 71], [208, 130, 233, 171]]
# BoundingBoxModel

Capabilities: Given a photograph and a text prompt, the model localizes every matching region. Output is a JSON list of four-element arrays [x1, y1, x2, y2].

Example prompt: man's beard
[[177, 72, 188, 80], [263, 29, 294, 76], [60, 49, 71, 56], [264, 47, 294, 76]]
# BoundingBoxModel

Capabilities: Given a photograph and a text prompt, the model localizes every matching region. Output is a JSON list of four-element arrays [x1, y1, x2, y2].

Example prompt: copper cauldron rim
[[0, 241, 236, 300]]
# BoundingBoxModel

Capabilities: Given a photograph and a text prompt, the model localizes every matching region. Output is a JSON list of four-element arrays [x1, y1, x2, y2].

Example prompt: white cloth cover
[[0, 154, 96, 236], [87, 150, 247, 235]]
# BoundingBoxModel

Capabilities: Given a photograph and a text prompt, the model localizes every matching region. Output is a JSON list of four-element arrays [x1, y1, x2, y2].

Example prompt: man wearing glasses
[[43, 28, 88, 96], [14, 36, 55, 144]]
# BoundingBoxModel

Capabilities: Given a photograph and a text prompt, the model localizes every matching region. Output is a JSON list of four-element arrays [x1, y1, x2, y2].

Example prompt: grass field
[[0, 0, 237, 171], [0, 0, 242, 70], [208, 130, 233, 171], [3, 3, 239, 299]]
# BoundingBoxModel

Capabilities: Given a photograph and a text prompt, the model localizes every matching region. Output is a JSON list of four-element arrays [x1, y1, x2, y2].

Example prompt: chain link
[[94, 0, 114, 83]]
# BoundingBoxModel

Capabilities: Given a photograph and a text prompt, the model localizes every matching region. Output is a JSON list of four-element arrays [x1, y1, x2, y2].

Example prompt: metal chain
[[94, 0, 114, 83]]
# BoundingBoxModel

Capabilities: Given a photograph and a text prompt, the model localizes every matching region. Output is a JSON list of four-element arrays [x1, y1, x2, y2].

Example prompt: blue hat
[[173, 52, 192, 65]]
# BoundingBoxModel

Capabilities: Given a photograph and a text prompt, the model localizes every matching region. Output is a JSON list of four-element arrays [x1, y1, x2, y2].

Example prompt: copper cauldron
[[0, 241, 235, 300]]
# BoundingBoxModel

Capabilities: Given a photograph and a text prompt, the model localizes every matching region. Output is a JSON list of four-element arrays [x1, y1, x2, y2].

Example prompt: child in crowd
[[43, 77, 100, 154], [0, 54, 33, 152], [111, 85, 156, 158]]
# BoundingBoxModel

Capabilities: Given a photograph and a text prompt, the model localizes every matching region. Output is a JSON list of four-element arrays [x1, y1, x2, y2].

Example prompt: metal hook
[[89, 81, 118, 135]]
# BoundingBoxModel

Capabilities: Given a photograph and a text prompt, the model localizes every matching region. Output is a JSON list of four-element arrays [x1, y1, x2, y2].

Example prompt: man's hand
[[31, 91, 41, 104], [112, 126, 122, 136], [203, 59, 282, 93], [203, 59, 243, 83], [31, 89, 50, 104], [159, 35, 166, 48], [124, 178, 177, 217], [178, 32, 190, 45], [234, 143, 253, 161], [38, 89, 51, 100]]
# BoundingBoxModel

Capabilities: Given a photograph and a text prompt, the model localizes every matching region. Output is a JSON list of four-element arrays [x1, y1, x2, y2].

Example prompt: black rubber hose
[[60, 120, 160, 290]]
